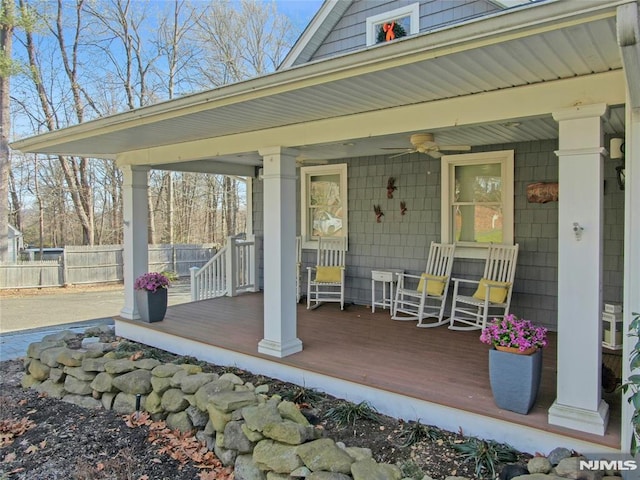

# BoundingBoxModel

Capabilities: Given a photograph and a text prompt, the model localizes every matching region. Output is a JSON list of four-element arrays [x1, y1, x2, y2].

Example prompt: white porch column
[[257, 147, 302, 357], [120, 165, 150, 319], [548, 104, 609, 435]]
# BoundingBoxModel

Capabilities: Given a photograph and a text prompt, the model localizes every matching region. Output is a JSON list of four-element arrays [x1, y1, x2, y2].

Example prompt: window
[[441, 151, 514, 258], [366, 3, 419, 46], [301, 164, 348, 248]]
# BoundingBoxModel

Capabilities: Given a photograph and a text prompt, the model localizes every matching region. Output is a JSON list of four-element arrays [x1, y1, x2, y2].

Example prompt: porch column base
[[119, 306, 139, 320], [258, 338, 303, 358], [548, 399, 609, 436]]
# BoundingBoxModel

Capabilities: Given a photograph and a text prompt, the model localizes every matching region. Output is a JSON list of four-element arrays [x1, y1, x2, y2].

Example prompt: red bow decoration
[[383, 22, 396, 42]]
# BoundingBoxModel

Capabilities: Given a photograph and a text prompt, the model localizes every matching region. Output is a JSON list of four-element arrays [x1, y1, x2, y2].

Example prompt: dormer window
[[366, 3, 419, 46]]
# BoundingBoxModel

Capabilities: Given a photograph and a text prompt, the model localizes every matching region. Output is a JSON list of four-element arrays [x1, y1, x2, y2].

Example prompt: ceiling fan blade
[[426, 150, 443, 159], [439, 145, 471, 152], [389, 150, 414, 159], [380, 147, 412, 151]]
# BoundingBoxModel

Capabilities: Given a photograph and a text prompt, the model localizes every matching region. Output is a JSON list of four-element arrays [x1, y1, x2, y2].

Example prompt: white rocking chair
[[449, 244, 519, 331], [392, 242, 456, 327], [307, 236, 346, 310]]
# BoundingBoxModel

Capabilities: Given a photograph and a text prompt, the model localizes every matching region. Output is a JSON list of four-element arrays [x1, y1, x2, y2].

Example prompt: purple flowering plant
[[480, 314, 548, 352], [134, 272, 170, 293]]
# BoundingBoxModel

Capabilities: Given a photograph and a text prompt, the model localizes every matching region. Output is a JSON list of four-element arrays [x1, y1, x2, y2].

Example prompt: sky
[[274, 0, 324, 30]]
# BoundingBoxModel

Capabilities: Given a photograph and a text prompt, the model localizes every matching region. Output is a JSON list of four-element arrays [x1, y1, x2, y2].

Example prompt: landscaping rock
[[56, 348, 85, 367], [181, 372, 218, 394], [82, 357, 111, 372], [48, 367, 65, 383], [243, 402, 283, 432], [27, 340, 65, 360], [42, 330, 76, 343], [187, 405, 209, 428], [224, 420, 256, 454], [210, 390, 258, 413], [145, 391, 164, 414], [40, 346, 69, 367], [34, 379, 66, 399], [104, 359, 137, 374], [527, 457, 552, 474], [193, 379, 235, 410], [62, 394, 102, 409], [207, 404, 233, 433], [166, 411, 194, 433], [111, 369, 152, 394], [548, 447, 572, 466], [90, 372, 116, 393], [234, 454, 266, 480], [278, 400, 310, 426], [307, 473, 351, 480], [149, 363, 180, 377], [214, 443, 239, 467], [253, 440, 304, 473], [113, 392, 144, 413], [150, 375, 172, 394], [220, 372, 244, 385], [132, 358, 161, 370], [63, 366, 96, 382], [296, 438, 353, 474], [101, 392, 116, 410], [351, 457, 402, 480], [64, 376, 93, 395], [500, 464, 530, 480], [161, 388, 190, 412], [28, 359, 51, 381], [262, 420, 314, 445]]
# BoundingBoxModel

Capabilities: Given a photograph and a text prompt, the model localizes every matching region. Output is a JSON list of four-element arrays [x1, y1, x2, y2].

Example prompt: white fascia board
[[117, 70, 625, 167], [11, 0, 625, 157]]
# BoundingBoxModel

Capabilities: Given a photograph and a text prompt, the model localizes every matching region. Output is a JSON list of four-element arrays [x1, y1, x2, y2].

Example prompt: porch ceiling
[[11, 0, 628, 172]]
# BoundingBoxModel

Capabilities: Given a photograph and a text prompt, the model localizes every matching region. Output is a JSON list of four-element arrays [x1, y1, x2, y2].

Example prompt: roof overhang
[[10, 0, 633, 174]]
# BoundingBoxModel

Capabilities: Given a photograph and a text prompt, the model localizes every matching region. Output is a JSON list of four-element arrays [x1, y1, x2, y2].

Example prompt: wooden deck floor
[[118, 292, 621, 449]]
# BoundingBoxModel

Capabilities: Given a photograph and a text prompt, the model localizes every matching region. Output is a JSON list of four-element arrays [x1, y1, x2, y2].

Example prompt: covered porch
[[115, 292, 622, 455]]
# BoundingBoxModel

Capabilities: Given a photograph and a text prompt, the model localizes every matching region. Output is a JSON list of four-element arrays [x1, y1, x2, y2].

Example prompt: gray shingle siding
[[308, 0, 500, 62], [252, 138, 625, 332]]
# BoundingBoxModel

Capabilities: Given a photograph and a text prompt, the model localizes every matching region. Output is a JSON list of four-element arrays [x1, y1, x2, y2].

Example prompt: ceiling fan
[[382, 133, 471, 158]]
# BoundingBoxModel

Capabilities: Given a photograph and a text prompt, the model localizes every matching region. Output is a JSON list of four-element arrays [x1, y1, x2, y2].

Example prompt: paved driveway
[[0, 282, 193, 334]]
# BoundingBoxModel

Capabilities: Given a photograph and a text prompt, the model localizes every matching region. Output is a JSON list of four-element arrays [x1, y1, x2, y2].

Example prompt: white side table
[[371, 269, 404, 314]]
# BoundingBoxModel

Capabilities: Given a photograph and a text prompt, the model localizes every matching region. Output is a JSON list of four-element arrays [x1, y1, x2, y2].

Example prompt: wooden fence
[[0, 244, 215, 289]]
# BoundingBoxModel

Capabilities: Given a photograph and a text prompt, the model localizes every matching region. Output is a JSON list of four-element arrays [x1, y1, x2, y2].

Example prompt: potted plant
[[134, 272, 170, 323], [480, 315, 548, 414]]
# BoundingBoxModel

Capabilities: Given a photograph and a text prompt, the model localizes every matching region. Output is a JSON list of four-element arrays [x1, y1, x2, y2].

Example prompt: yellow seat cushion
[[315, 266, 342, 283], [472, 278, 511, 303], [417, 274, 448, 296]]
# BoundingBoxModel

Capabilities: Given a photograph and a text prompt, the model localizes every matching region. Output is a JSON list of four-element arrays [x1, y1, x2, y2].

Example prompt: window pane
[[454, 164, 502, 203], [309, 174, 341, 207], [454, 205, 503, 243], [311, 208, 344, 237], [308, 174, 343, 237]]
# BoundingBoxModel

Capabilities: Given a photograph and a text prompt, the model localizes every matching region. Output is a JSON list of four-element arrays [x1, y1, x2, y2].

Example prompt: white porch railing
[[190, 235, 259, 301]]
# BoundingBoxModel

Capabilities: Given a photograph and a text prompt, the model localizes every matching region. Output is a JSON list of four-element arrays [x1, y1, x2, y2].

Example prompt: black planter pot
[[135, 288, 168, 323], [488, 348, 542, 415]]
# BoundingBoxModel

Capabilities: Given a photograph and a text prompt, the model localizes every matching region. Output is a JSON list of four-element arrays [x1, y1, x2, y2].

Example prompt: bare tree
[[0, 0, 15, 261]]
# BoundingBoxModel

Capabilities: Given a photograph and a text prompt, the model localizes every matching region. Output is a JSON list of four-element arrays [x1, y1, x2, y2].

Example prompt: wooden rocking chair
[[392, 242, 456, 327], [449, 244, 519, 331], [307, 236, 346, 310]]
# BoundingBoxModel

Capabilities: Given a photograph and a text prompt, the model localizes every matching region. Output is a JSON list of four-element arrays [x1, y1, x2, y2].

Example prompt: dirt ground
[[0, 330, 533, 480]]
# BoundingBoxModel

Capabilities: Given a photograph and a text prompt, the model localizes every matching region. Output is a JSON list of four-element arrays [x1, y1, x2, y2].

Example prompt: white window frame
[[366, 3, 420, 46], [441, 150, 514, 259], [300, 163, 348, 249]]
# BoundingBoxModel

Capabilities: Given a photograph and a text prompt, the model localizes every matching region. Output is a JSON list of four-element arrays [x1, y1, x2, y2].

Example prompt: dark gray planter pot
[[135, 288, 168, 323], [488, 348, 542, 415]]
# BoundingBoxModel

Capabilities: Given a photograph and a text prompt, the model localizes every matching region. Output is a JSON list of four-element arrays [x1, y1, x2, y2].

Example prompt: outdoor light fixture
[[610, 138, 625, 191]]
